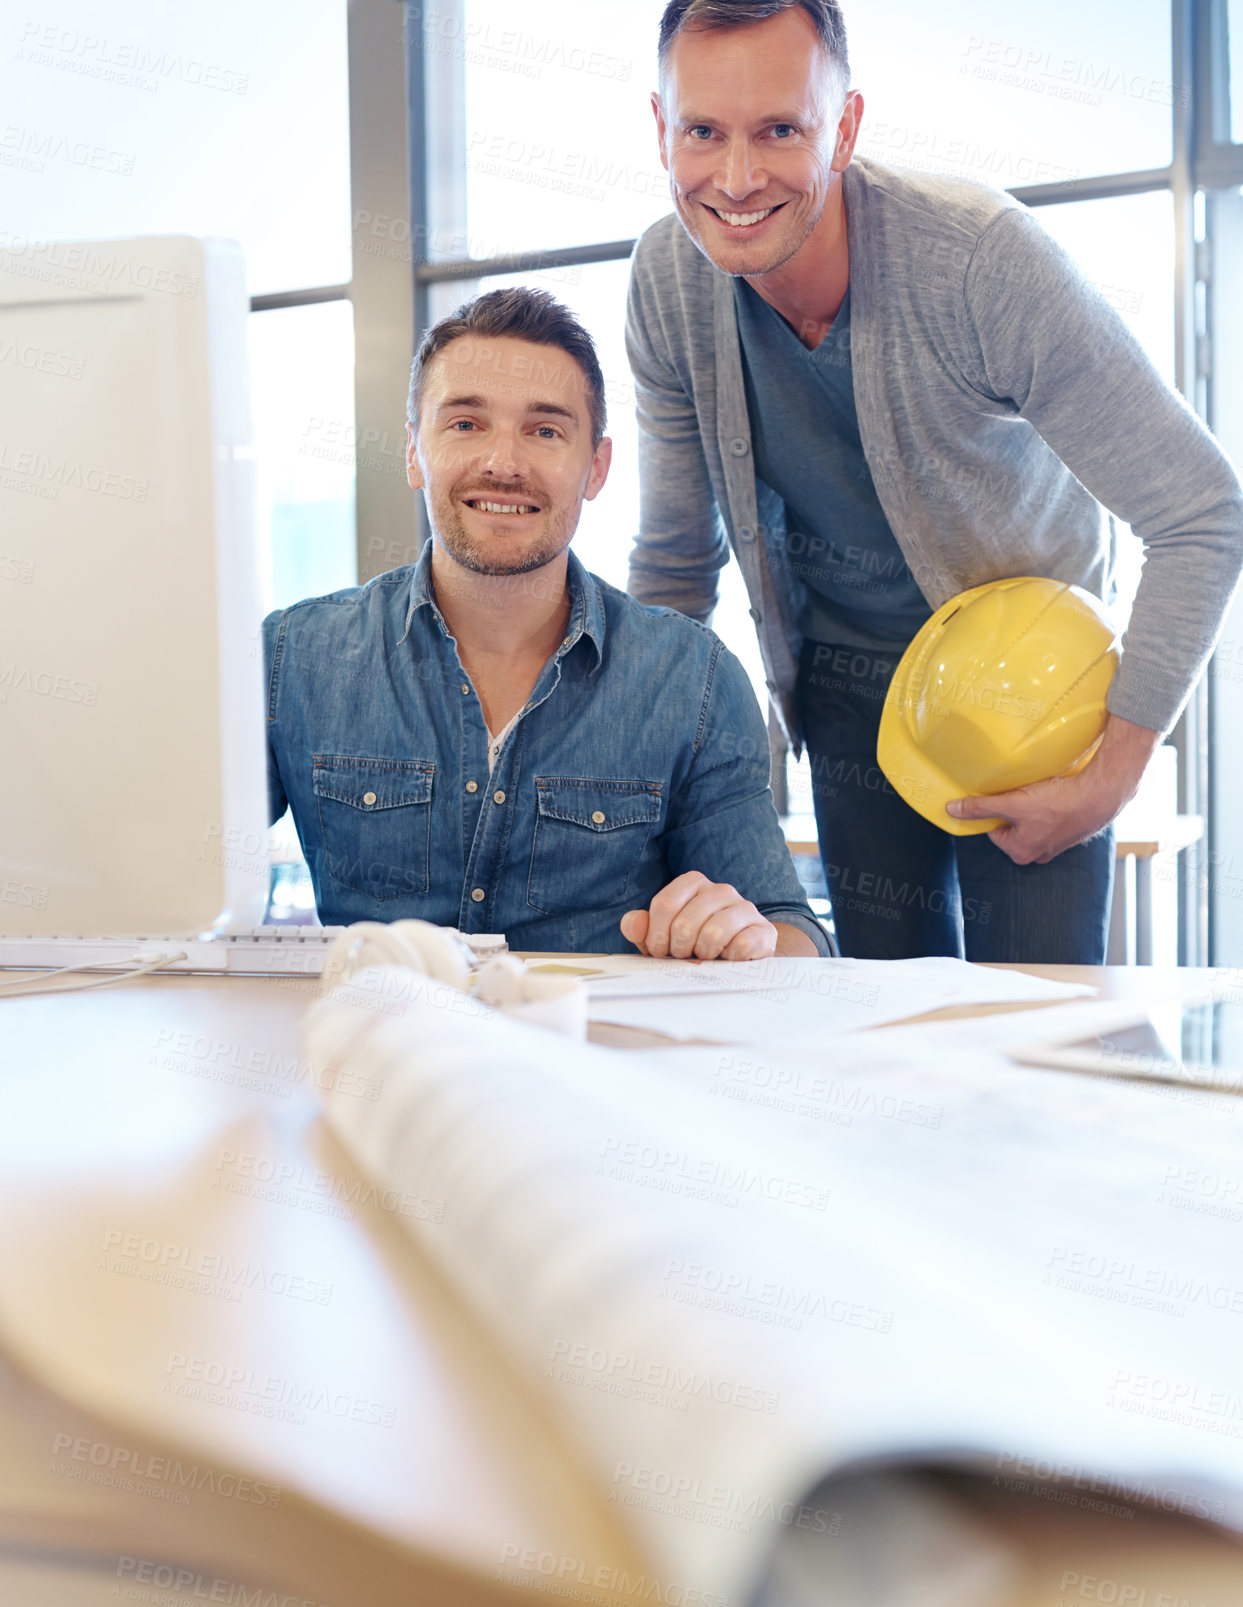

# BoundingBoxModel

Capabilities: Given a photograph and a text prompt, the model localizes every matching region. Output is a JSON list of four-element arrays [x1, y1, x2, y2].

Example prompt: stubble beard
[[679, 193, 824, 279], [428, 488, 574, 578]]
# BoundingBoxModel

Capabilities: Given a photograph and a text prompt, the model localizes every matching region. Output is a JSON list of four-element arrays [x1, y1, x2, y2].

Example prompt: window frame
[[246, 0, 416, 587]]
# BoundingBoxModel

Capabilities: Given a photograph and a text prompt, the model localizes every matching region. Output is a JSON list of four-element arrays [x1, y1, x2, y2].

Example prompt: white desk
[[1, 965, 1241, 1605]]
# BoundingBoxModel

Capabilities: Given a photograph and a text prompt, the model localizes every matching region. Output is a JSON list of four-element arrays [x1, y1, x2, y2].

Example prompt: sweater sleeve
[[962, 207, 1243, 733], [625, 236, 730, 623]]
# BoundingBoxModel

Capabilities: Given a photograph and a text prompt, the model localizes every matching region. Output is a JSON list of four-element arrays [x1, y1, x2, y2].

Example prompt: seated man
[[263, 287, 827, 959]]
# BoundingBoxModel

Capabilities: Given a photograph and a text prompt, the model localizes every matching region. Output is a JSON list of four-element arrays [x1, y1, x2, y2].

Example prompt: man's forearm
[[1089, 711, 1163, 811], [773, 921, 821, 957]]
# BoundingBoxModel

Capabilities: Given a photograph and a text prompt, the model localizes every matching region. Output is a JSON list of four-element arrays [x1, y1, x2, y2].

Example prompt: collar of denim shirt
[[398, 541, 606, 675]]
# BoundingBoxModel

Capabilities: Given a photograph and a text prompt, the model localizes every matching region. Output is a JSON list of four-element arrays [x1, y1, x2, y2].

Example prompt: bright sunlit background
[[3, 0, 1241, 956], [0, 0, 1181, 614]]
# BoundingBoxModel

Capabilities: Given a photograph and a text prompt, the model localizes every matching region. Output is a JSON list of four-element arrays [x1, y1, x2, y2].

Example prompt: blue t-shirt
[[734, 278, 931, 653]]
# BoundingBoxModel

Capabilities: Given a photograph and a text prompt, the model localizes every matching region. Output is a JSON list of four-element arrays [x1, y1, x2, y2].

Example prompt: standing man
[[626, 0, 1243, 961]]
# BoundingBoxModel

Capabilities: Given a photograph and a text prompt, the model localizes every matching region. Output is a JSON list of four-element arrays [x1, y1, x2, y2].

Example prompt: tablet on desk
[[1010, 998, 1243, 1095]]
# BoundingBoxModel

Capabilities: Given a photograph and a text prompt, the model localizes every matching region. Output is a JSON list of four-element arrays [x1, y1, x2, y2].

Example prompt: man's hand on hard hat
[[945, 713, 1162, 865], [621, 871, 819, 959]]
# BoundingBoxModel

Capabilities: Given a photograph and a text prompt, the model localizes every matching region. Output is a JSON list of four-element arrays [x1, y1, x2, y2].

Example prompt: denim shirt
[[263, 547, 828, 954]]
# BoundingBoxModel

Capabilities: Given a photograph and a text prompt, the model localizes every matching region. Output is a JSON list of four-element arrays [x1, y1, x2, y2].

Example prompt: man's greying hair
[[658, 0, 850, 96], [407, 286, 607, 448]]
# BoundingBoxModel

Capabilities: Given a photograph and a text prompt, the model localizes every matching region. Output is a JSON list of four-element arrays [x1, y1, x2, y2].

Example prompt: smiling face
[[653, 7, 859, 279], [406, 334, 611, 578]]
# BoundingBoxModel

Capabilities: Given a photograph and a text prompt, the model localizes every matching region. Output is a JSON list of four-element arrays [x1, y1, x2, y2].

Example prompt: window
[[1207, 1, 1243, 966], [456, 0, 670, 258], [422, 2, 1188, 602], [249, 301, 357, 613], [1, 0, 358, 610], [850, 0, 1174, 184], [3, 0, 352, 295]]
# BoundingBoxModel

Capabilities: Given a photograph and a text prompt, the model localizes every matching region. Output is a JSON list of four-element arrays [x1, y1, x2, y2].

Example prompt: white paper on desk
[[308, 970, 834, 1601], [585, 954, 1094, 1044], [307, 969, 1243, 1605]]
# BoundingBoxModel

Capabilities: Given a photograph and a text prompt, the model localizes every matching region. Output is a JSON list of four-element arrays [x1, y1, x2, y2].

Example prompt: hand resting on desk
[[620, 870, 819, 961]]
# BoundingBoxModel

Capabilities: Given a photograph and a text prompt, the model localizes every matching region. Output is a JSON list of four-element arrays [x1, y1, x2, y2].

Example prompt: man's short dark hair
[[407, 286, 607, 448], [658, 0, 850, 98]]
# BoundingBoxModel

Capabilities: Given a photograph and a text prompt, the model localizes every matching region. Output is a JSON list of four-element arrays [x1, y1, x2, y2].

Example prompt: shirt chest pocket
[[527, 778, 662, 917], [312, 755, 435, 901]]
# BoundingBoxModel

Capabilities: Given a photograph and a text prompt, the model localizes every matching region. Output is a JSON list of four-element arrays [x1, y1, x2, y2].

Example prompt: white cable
[[0, 952, 188, 999], [0, 959, 98, 990]]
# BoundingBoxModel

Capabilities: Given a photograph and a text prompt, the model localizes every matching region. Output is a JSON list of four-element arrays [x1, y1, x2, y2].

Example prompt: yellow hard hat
[[876, 576, 1120, 836]]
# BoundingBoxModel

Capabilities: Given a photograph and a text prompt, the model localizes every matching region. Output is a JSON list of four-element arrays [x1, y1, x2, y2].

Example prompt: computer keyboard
[[0, 927, 349, 977]]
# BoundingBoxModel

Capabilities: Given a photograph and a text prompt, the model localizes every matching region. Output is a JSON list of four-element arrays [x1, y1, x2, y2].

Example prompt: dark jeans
[[797, 640, 1115, 963]]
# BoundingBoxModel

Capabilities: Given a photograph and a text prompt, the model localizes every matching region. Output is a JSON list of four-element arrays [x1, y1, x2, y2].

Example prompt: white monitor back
[[0, 237, 269, 937]]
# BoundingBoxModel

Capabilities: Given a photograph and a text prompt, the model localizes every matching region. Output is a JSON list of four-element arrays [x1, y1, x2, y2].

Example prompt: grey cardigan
[[625, 156, 1243, 746]]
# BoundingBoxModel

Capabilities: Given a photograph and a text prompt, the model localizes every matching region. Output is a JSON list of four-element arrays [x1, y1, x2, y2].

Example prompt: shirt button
[[465, 780, 478, 793], [561, 636, 572, 649], [471, 887, 486, 903], [591, 810, 606, 825], [729, 437, 750, 457], [493, 789, 506, 805], [748, 607, 762, 623], [460, 682, 470, 695], [738, 524, 756, 543], [362, 791, 377, 806]]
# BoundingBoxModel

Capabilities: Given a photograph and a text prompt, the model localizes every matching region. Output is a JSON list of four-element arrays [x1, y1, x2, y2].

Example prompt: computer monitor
[[0, 236, 270, 937]]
